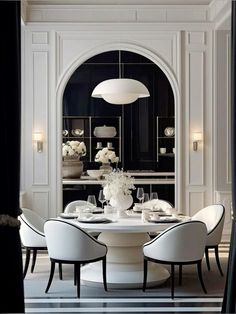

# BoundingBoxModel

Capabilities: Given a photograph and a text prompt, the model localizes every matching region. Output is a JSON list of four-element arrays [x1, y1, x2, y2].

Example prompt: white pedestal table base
[[81, 232, 170, 289]]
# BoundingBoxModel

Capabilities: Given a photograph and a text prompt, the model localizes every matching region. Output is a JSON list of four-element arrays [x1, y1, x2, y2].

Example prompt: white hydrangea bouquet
[[62, 141, 86, 159], [102, 169, 135, 202], [102, 169, 135, 215], [95, 147, 119, 164]]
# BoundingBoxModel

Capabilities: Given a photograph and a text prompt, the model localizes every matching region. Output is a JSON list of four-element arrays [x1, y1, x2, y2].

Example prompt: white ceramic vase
[[110, 194, 133, 218]]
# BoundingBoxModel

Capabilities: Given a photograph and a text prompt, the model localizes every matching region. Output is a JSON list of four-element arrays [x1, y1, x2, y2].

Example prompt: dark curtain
[[221, 1, 236, 313], [0, 1, 25, 313]]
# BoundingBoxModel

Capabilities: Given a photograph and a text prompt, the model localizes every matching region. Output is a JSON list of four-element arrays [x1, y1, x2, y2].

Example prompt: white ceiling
[[27, 0, 213, 5]]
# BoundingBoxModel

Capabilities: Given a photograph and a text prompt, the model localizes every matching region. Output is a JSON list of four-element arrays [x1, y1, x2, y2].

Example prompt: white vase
[[110, 194, 133, 218]]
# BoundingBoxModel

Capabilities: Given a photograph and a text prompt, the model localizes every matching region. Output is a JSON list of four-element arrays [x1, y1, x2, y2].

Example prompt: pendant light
[[91, 51, 150, 105]]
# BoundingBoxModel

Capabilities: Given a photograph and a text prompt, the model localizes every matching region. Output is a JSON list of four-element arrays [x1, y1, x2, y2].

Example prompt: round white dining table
[[65, 214, 186, 289]]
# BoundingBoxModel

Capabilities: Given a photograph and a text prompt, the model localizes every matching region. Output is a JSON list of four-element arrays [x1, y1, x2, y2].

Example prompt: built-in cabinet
[[63, 116, 121, 163], [156, 116, 175, 172]]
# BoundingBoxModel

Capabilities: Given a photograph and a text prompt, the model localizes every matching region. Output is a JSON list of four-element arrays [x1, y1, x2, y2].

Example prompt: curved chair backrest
[[19, 208, 46, 247], [143, 220, 207, 263], [191, 204, 225, 246], [44, 219, 107, 261], [64, 200, 95, 213]]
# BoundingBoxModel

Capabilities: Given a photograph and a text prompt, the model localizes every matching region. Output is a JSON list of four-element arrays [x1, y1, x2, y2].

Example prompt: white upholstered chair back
[[19, 208, 46, 248], [44, 219, 107, 262], [191, 204, 225, 246], [143, 221, 207, 262]]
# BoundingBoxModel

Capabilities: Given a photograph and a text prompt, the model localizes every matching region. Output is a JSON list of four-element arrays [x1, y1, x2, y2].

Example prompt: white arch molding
[[55, 42, 182, 213]]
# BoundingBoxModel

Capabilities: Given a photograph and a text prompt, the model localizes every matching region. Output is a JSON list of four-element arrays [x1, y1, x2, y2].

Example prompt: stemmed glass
[[98, 189, 106, 209], [150, 192, 158, 200], [87, 195, 97, 207], [136, 187, 144, 203], [143, 193, 150, 203]]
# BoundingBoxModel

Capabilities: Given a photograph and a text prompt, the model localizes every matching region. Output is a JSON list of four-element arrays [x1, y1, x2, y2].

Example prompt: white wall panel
[[32, 51, 49, 185], [32, 191, 49, 219], [215, 191, 232, 242], [187, 50, 205, 186], [187, 191, 205, 216], [32, 31, 48, 44], [215, 30, 231, 190]]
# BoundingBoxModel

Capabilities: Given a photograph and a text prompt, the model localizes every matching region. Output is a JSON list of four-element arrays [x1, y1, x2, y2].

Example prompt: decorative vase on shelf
[[109, 194, 133, 218], [99, 162, 113, 174], [62, 156, 83, 178]]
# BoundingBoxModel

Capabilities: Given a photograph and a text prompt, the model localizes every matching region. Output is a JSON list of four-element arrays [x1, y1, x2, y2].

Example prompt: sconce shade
[[192, 132, 203, 141], [33, 132, 43, 142], [91, 78, 150, 105]]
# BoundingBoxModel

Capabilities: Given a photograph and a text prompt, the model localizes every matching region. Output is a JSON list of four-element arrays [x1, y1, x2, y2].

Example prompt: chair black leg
[[23, 248, 31, 279], [205, 247, 210, 270], [58, 263, 63, 280], [31, 249, 37, 273], [214, 246, 224, 276], [102, 257, 108, 291], [76, 263, 81, 298], [197, 261, 207, 294], [171, 264, 175, 299], [143, 259, 148, 292], [179, 264, 182, 286], [45, 261, 55, 293]]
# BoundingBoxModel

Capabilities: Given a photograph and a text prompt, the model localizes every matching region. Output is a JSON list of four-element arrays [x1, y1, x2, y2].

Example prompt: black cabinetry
[[63, 116, 121, 165]]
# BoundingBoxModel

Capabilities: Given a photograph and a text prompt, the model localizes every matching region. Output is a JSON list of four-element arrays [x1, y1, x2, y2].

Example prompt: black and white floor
[[25, 297, 223, 313], [24, 243, 229, 313]]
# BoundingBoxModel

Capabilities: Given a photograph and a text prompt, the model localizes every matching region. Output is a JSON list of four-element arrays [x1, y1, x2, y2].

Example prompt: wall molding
[[26, 4, 210, 23]]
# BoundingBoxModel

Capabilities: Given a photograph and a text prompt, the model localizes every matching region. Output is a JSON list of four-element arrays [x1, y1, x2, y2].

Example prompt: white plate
[[71, 128, 84, 136], [164, 127, 175, 137]]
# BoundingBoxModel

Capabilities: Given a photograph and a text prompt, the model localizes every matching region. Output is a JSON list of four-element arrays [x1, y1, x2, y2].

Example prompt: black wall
[[63, 50, 174, 172]]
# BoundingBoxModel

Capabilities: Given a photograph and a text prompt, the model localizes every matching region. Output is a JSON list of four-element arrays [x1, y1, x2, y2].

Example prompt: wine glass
[[143, 193, 150, 203], [98, 189, 106, 209], [87, 195, 97, 207], [150, 192, 158, 200], [136, 187, 144, 203]]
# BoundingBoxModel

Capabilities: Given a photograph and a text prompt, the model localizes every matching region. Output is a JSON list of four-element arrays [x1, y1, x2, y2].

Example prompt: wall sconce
[[33, 132, 43, 153], [192, 132, 203, 151]]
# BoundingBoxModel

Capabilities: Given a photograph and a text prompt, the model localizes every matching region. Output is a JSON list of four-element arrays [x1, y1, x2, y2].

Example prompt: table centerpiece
[[102, 169, 135, 217]]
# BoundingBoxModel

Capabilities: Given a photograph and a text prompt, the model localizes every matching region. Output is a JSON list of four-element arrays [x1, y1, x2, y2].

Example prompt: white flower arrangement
[[62, 141, 86, 159], [95, 147, 119, 164], [102, 169, 135, 201]]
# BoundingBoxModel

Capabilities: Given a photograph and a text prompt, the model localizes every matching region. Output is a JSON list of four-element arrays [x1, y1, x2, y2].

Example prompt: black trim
[[20, 214, 45, 238], [207, 205, 225, 236], [46, 218, 108, 253], [44, 219, 108, 298], [143, 220, 206, 248]]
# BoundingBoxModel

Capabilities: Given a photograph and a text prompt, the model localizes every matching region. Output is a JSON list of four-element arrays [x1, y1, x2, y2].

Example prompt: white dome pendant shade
[[91, 78, 150, 105]]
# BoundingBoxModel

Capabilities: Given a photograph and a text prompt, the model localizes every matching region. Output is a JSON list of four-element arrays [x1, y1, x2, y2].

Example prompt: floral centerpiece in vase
[[62, 141, 86, 178], [95, 147, 119, 174], [102, 169, 135, 217]]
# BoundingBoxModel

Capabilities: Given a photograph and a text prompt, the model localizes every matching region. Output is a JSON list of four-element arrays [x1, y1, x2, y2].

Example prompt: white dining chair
[[191, 204, 225, 276], [143, 220, 207, 299], [44, 219, 108, 298], [19, 208, 47, 278], [64, 200, 95, 213]]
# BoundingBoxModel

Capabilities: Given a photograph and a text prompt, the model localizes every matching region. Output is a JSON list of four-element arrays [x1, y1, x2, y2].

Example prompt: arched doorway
[[56, 45, 181, 213]]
